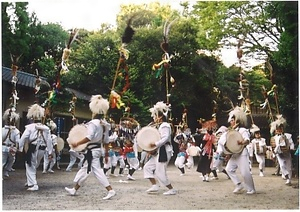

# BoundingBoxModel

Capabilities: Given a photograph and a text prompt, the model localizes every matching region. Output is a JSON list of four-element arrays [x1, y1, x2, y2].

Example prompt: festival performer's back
[[19, 104, 53, 191]]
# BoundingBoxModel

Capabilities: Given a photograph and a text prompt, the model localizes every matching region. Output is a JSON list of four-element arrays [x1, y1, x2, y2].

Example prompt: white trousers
[[174, 155, 185, 169], [226, 148, 255, 191], [25, 150, 38, 186], [43, 152, 56, 171], [255, 154, 265, 171], [103, 156, 112, 169], [36, 149, 45, 168], [66, 151, 84, 170], [73, 149, 110, 188], [127, 157, 140, 169], [276, 153, 292, 178], [111, 154, 125, 168], [140, 151, 148, 164], [2, 151, 15, 175], [143, 148, 172, 186], [211, 158, 225, 172], [186, 155, 194, 169]]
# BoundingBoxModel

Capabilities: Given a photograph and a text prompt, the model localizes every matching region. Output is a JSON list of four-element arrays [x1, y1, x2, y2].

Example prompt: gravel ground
[[2, 161, 299, 210]]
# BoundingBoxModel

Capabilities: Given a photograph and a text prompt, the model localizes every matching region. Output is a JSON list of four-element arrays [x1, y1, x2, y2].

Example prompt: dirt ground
[[2, 160, 299, 210]]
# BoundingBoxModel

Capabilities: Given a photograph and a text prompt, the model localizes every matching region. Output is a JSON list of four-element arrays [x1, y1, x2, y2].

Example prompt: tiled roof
[[2, 67, 90, 101], [65, 87, 91, 101], [2, 66, 47, 88]]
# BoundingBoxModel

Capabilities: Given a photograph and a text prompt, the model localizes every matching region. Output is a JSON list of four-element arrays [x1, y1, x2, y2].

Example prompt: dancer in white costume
[[174, 129, 187, 176], [143, 101, 177, 195], [185, 128, 196, 169], [19, 104, 53, 191], [270, 115, 294, 185], [251, 127, 267, 177], [218, 107, 256, 194], [65, 95, 116, 200], [2, 108, 21, 178]]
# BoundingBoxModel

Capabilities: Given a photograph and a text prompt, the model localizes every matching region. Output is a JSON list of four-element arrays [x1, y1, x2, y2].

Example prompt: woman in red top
[[196, 129, 216, 182]]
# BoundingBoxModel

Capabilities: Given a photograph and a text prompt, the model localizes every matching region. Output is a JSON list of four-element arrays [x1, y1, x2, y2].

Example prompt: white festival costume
[[219, 127, 255, 193]]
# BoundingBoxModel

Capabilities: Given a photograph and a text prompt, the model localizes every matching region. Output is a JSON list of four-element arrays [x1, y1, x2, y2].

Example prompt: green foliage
[[2, 2, 14, 67], [2, 1, 297, 133], [246, 68, 272, 105]]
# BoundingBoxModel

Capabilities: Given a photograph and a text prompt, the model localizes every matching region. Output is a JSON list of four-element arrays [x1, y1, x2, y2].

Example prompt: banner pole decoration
[[152, 19, 177, 105], [110, 17, 135, 109], [260, 85, 274, 122], [39, 29, 79, 124], [260, 56, 279, 122], [236, 37, 260, 131], [68, 93, 77, 126], [60, 29, 79, 75], [9, 53, 22, 110]]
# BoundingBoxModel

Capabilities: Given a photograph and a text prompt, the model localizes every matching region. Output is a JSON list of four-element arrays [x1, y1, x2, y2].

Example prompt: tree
[[2, 2, 30, 68], [191, 1, 281, 66], [2, 2, 14, 67], [266, 1, 298, 132]]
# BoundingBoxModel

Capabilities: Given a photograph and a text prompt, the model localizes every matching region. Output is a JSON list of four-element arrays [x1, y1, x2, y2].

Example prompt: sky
[[26, 0, 239, 67], [27, 0, 192, 31]]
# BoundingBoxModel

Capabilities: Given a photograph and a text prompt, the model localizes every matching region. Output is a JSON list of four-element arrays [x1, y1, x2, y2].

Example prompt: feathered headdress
[[270, 114, 287, 135], [250, 124, 260, 134], [89, 95, 109, 115], [3, 108, 19, 123], [27, 104, 45, 120], [228, 106, 248, 127], [149, 101, 170, 118]]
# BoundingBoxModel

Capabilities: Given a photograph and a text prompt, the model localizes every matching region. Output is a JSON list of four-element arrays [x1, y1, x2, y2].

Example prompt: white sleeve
[[19, 127, 31, 151], [155, 123, 171, 147]]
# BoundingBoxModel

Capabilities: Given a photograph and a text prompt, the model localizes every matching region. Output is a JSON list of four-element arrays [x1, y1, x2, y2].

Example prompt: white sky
[[27, 0, 193, 31], [26, 0, 239, 67]]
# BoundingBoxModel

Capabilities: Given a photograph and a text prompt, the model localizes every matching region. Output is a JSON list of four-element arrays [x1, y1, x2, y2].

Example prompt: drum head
[[224, 130, 244, 154], [136, 126, 160, 151], [137, 144, 143, 152], [187, 146, 199, 156], [56, 137, 65, 152], [67, 124, 88, 151]]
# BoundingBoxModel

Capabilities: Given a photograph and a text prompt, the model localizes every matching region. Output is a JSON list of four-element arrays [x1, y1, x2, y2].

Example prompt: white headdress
[[250, 124, 260, 134], [27, 104, 45, 120], [270, 114, 286, 135], [89, 95, 109, 115], [3, 108, 19, 123], [149, 101, 170, 118], [228, 106, 248, 126]]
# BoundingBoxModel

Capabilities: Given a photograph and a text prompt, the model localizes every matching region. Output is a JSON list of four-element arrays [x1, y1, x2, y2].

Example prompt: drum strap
[[3, 128, 17, 145], [2, 128, 11, 145], [224, 144, 233, 154]]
